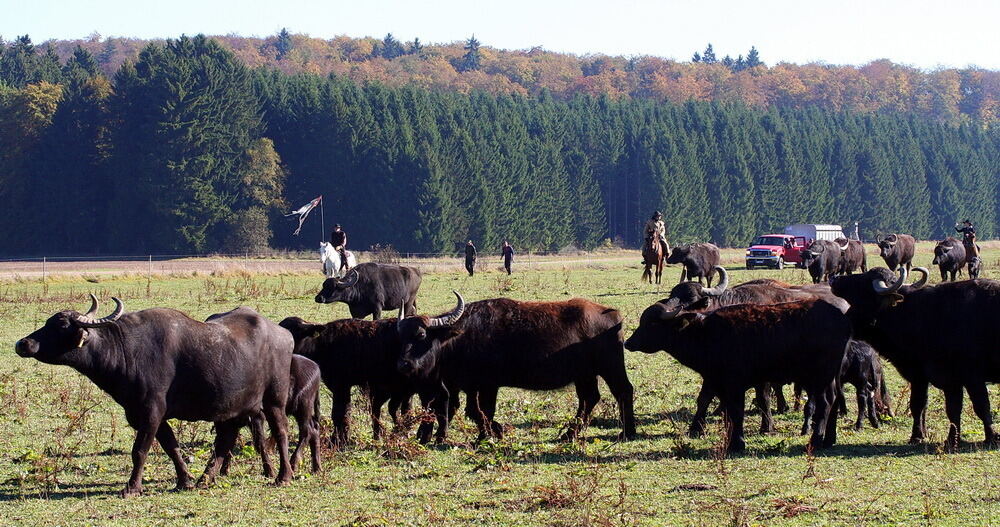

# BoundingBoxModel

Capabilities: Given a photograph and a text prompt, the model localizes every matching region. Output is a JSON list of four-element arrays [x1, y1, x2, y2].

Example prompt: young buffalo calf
[[625, 299, 851, 453], [799, 340, 892, 434], [224, 355, 322, 477]]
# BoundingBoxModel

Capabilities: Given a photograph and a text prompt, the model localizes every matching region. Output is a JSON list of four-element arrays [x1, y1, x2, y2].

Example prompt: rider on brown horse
[[643, 211, 669, 257]]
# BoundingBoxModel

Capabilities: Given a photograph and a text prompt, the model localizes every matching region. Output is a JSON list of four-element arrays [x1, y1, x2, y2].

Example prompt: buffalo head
[[665, 245, 692, 265], [657, 266, 729, 311], [315, 269, 360, 304], [624, 302, 700, 354], [395, 291, 465, 377], [15, 294, 124, 364]]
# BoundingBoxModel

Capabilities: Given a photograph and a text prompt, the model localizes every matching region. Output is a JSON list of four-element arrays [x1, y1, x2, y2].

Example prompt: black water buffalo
[[225, 355, 322, 477], [875, 233, 915, 272], [315, 262, 422, 320], [830, 266, 1000, 448], [656, 266, 829, 436], [279, 316, 444, 446], [800, 340, 892, 434], [836, 238, 868, 275], [14, 296, 294, 496], [931, 237, 967, 282], [801, 239, 847, 283], [625, 299, 851, 452], [395, 294, 636, 442], [666, 243, 721, 286]]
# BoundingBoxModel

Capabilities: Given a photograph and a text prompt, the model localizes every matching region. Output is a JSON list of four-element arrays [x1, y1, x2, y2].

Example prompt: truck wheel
[[747, 263, 754, 270], [776, 257, 784, 270]]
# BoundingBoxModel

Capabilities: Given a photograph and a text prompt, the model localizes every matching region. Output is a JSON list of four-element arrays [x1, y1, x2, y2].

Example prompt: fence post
[[42, 256, 47, 294], [147, 255, 152, 297]]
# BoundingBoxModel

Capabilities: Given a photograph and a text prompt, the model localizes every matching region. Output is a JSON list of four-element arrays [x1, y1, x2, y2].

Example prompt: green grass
[[1, 248, 999, 526]]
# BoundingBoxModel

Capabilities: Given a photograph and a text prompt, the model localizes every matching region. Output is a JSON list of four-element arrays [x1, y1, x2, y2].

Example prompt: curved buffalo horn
[[875, 234, 882, 245], [814, 243, 826, 254], [838, 240, 850, 250], [429, 291, 465, 327], [73, 296, 125, 327], [658, 305, 682, 320], [909, 267, 929, 290], [700, 266, 729, 296], [871, 268, 906, 296], [83, 293, 99, 317], [941, 245, 953, 252], [338, 268, 359, 288], [397, 306, 405, 320]]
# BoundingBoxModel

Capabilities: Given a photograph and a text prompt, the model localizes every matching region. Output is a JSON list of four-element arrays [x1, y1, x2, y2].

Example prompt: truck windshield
[[754, 236, 786, 246]]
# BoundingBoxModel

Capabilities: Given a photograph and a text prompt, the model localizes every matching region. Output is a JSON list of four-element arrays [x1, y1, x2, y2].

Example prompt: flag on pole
[[285, 196, 322, 236]]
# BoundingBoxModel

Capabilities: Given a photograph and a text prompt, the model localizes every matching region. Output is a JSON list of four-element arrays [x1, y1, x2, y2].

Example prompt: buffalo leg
[[966, 382, 997, 445], [156, 421, 194, 491], [943, 386, 964, 450], [822, 382, 839, 448], [464, 389, 490, 441], [807, 382, 835, 450], [261, 403, 293, 486], [909, 380, 929, 443], [689, 382, 715, 438], [720, 391, 746, 453], [330, 385, 351, 447], [369, 388, 390, 440], [249, 412, 275, 478], [563, 377, 600, 441], [793, 383, 803, 411], [754, 384, 774, 434], [800, 396, 814, 436], [854, 383, 867, 430], [601, 353, 636, 440], [121, 413, 162, 497], [415, 385, 450, 444], [478, 387, 504, 438], [773, 384, 789, 414], [198, 420, 240, 488]]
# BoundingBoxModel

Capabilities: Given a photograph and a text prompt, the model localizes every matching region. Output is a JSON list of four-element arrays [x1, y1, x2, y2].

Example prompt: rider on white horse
[[321, 224, 356, 278]]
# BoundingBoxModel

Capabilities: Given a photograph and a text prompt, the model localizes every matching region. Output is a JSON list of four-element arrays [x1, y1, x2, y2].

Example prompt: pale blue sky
[[3, 0, 999, 69]]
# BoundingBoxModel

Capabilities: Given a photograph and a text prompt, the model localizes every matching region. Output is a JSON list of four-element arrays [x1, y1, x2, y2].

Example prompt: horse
[[641, 232, 665, 284], [320, 242, 358, 278], [962, 232, 983, 279]]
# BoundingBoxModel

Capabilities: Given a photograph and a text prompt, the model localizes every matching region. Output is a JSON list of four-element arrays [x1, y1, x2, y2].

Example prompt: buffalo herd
[[13, 233, 998, 496]]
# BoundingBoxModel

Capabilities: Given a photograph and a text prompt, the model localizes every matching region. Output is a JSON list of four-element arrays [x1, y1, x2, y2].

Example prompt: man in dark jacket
[[955, 219, 976, 238], [330, 224, 349, 272], [502, 241, 514, 275], [464, 240, 477, 276]]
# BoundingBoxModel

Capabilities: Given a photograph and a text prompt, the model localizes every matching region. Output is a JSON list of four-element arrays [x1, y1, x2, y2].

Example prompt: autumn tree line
[[0, 35, 998, 256]]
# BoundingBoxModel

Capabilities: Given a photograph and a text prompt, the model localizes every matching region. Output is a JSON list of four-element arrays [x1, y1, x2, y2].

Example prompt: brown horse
[[641, 233, 665, 284], [963, 232, 982, 279]]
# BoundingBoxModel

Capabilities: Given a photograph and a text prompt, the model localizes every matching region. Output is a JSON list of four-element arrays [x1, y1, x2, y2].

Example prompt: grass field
[[1, 245, 998, 526]]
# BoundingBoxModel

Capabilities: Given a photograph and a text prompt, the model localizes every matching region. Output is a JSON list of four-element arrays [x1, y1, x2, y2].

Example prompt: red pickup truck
[[745, 234, 808, 270]]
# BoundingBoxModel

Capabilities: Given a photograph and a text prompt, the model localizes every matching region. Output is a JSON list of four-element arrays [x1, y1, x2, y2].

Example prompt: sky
[[3, 0, 1000, 70]]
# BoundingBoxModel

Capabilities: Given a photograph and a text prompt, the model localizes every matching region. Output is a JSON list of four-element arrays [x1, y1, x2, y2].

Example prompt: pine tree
[[275, 28, 293, 60], [701, 43, 717, 64], [381, 33, 404, 59], [745, 46, 762, 68], [459, 35, 482, 72]]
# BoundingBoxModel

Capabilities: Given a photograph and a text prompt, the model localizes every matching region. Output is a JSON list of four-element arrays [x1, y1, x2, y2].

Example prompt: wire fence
[[0, 249, 641, 281]]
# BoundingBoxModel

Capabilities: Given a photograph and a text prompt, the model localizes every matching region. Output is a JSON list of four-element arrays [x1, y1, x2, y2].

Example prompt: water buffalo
[[226, 355, 322, 477], [875, 233, 915, 272], [14, 296, 294, 496], [835, 238, 868, 275], [831, 266, 1000, 448], [655, 266, 837, 436], [931, 237, 966, 281], [395, 293, 636, 442], [315, 262, 422, 320], [666, 243, 721, 286], [279, 315, 444, 446], [625, 299, 851, 452], [801, 239, 847, 283]]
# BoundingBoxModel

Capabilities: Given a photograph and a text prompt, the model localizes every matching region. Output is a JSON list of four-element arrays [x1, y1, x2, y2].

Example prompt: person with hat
[[464, 240, 478, 277], [330, 224, 350, 272], [643, 211, 669, 260], [955, 219, 976, 238]]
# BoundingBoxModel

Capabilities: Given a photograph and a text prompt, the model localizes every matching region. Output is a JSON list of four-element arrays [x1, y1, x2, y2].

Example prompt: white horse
[[320, 242, 357, 278]]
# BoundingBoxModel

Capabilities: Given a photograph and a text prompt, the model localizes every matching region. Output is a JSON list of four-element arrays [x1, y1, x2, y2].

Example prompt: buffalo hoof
[[120, 485, 143, 498], [908, 436, 925, 445], [262, 466, 276, 479], [174, 476, 195, 491], [618, 430, 638, 441], [272, 475, 292, 487], [854, 423, 864, 431]]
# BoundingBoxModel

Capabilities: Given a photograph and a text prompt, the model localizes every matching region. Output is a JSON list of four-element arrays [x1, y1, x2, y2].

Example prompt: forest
[[0, 34, 998, 256]]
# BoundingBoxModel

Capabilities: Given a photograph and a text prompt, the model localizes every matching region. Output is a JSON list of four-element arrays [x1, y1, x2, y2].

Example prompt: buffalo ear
[[883, 293, 905, 308], [689, 297, 711, 310], [428, 326, 463, 346], [675, 312, 701, 331], [75, 328, 89, 349]]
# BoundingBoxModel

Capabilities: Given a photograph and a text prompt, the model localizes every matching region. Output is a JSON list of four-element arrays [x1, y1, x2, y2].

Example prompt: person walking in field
[[465, 240, 477, 277], [330, 224, 350, 272], [502, 241, 514, 275]]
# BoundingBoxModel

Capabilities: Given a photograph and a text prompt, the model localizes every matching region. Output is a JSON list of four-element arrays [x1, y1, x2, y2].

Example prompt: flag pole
[[320, 195, 325, 242]]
